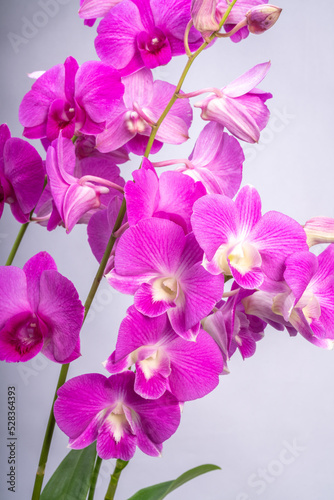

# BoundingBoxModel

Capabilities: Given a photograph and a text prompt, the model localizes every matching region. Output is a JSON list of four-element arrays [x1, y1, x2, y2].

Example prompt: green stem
[[143, 0, 238, 159], [5, 221, 29, 266], [31, 197, 127, 500], [87, 455, 103, 500], [104, 460, 129, 500]]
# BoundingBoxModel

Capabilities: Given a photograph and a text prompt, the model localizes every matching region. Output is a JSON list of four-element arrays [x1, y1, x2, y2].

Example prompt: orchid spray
[[1, 1, 334, 499]]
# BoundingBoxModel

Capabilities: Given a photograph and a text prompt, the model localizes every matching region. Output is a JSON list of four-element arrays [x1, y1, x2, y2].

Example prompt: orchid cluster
[[1, 1, 333, 499]]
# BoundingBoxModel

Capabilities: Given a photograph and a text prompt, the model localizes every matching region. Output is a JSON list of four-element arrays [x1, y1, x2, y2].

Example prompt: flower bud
[[191, 0, 220, 35], [246, 5, 282, 34]]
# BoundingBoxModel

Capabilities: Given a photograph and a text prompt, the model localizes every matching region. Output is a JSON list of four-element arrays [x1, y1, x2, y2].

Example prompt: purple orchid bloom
[[269, 247, 334, 348], [202, 287, 266, 370], [44, 136, 124, 232], [95, 0, 203, 75], [19, 56, 124, 142], [0, 124, 44, 223], [125, 158, 206, 233], [107, 218, 225, 340], [96, 68, 193, 155], [105, 306, 223, 400], [176, 122, 244, 195], [0, 252, 84, 363], [194, 62, 272, 143], [217, 0, 269, 42], [191, 185, 308, 289], [54, 370, 181, 460]]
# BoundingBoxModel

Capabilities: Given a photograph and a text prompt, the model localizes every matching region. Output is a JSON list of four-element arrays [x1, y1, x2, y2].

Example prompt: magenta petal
[[235, 185, 262, 235], [188, 123, 244, 196], [311, 244, 334, 290], [19, 64, 66, 129], [224, 62, 271, 98], [168, 329, 223, 401], [96, 117, 134, 153], [126, 388, 180, 448], [250, 211, 309, 281], [75, 61, 124, 124], [64, 56, 79, 104], [234, 92, 271, 132], [191, 194, 238, 260], [135, 350, 170, 399], [112, 307, 171, 359], [54, 373, 115, 439], [69, 410, 108, 450], [171, 262, 224, 334], [134, 282, 176, 317], [96, 416, 136, 460], [23, 252, 57, 311], [3, 138, 44, 215], [38, 270, 84, 362], [113, 218, 186, 278], [206, 95, 261, 143], [79, 0, 121, 19], [0, 123, 11, 152], [284, 251, 318, 304], [0, 267, 30, 327], [125, 167, 159, 226], [122, 68, 153, 109], [230, 265, 264, 290]]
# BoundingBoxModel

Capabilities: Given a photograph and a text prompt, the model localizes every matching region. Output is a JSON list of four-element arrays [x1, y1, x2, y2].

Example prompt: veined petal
[[235, 185, 262, 237], [122, 68, 154, 109], [54, 373, 117, 439], [223, 61, 271, 98], [75, 61, 124, 124], [304, 217, 334, 247], [284, 251, 318, 304], [134, 282, 177, 317], [79, 0, 121, 19], [23, 252, 57, 311], [191, 194, 238, 261], [0, 267, 30, 327], [38, 270, 84, 362], [168, 329, 223, 400], [19, 64, 66, 128], [250, 211, 308, 281], [112, 218, 186, 277], [3, 137, 44, 215]]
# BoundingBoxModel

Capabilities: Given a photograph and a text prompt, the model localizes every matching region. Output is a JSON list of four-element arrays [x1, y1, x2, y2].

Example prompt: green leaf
[[40, 443, 97, 500], [127, 464, 221, 500]]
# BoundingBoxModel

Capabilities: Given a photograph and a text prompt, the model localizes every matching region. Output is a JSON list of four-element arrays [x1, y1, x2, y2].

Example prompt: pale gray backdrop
[[1, 1, 334, 499]]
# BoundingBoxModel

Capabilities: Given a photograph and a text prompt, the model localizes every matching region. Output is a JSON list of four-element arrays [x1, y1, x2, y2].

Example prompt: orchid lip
[[152, 276, 178, 302]]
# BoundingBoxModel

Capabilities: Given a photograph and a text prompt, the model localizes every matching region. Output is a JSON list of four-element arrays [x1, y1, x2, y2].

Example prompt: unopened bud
[[191, 0, 220, 35], [246, 5, 282, 34]]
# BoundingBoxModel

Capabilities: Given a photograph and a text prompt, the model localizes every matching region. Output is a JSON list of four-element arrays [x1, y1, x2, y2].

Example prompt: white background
[[0, 1, 334, 499]]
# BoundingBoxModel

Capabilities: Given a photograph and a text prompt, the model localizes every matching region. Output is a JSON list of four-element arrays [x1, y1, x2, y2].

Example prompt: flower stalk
[[104, 460, 129, 500]]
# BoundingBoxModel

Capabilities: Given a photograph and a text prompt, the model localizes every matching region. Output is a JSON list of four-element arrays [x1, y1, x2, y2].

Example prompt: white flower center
[[125, 111, 146, 133], [152, 276, 178, 302]]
